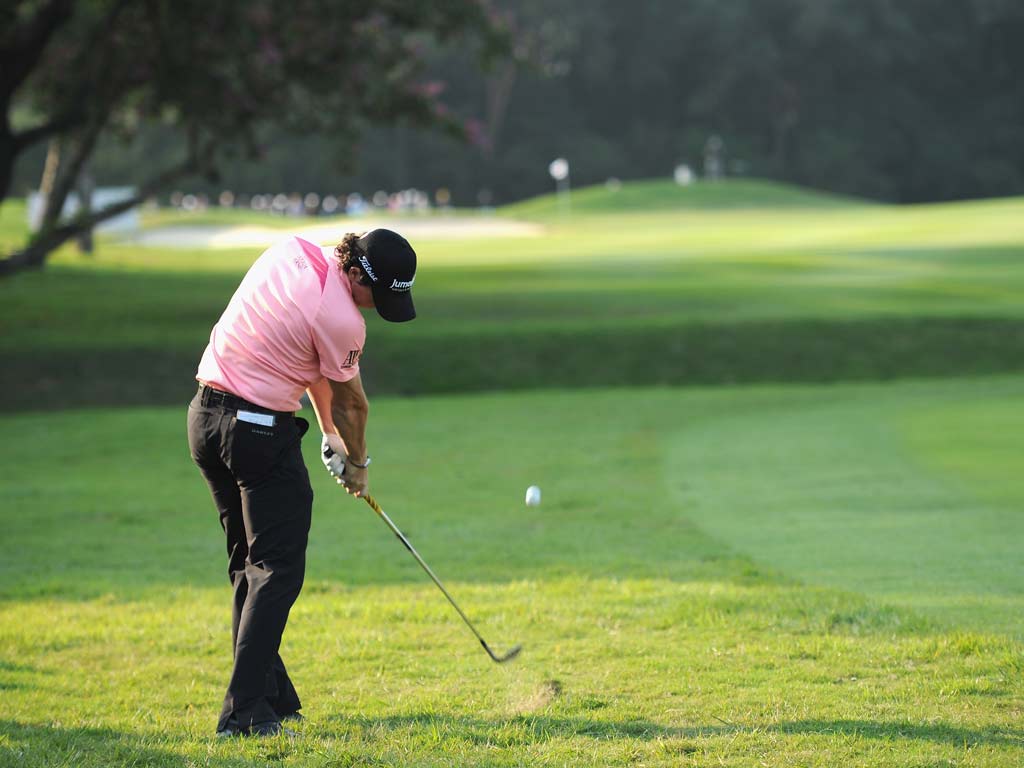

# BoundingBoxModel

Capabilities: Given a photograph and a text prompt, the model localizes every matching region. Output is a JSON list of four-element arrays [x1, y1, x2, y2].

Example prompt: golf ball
[[525, 485, 542, 506]]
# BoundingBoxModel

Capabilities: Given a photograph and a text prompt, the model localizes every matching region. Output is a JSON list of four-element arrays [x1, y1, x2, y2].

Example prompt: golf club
[[361, 493, 522, 664]]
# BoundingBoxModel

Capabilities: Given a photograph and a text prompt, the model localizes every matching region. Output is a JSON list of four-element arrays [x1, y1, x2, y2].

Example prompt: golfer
[[187, 229, 416, 737]]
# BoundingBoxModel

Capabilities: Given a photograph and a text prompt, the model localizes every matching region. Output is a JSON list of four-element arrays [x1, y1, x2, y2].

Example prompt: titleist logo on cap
[[358, 255, 378, 282], [390, 278, 414, 292]]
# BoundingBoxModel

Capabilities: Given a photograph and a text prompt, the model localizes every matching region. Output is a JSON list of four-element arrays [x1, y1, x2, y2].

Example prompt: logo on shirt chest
[[342, 349, 362, 368]]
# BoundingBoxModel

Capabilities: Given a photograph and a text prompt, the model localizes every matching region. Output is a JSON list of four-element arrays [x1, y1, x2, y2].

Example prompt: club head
[[484, 642, 522, 664]]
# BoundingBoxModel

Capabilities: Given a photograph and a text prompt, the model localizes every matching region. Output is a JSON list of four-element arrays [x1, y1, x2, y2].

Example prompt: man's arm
[[307, 374, 370, 495], [327, 374, 369, 465], [307, 377, 336, 435]]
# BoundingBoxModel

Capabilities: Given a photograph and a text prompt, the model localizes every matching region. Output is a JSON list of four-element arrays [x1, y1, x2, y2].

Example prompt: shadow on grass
[[0, 720, 187, 767], [327, 712, 1024, 749], [0, 660, 40, 692], [773, 719, 1024, 747], [6, 315, 1024, 411], [330, 711, 684, 745]]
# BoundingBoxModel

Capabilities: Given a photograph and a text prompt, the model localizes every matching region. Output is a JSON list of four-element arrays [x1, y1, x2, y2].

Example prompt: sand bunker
[[131, 215, 543, 250]]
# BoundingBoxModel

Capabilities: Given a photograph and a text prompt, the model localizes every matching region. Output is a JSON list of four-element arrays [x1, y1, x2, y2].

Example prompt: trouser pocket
[[187, 400, 224, 468], [224, 415, 293, 484]]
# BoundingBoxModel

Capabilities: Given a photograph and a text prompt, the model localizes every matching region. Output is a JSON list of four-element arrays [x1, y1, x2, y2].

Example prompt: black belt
[[197, 384, 293, 417]]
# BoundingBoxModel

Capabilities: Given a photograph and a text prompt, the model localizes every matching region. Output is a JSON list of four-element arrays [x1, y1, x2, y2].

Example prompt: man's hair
[[335, 233, 363, 273]]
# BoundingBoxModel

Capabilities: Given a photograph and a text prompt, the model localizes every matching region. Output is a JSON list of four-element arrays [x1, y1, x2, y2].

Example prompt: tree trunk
[[76, 170, 95, 254], [37, 120, 104, 237], [0, 229, 67, 276], [0, 0, 75, 206], [483, 61, 517, 157], [39, 139, 62, 201], [0, 141, 12, 206], [0, 104, 14, 204], [0, 139, 213, 277]]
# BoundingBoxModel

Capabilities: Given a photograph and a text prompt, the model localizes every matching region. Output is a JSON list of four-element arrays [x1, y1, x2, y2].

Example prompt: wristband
[[348, 456, 371, 468]]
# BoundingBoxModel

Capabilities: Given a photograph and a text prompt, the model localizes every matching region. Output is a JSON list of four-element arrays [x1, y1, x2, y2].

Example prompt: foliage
[[0, 0, 506, 272], [39, 0, 1023, 209], [454, 0, 1024, 204]]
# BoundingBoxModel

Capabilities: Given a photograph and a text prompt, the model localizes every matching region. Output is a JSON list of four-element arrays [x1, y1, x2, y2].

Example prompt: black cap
[[356, 229, 417, 322]]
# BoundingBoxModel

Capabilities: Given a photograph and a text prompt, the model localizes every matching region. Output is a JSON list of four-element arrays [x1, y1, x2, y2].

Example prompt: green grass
[[503, 178, 867, 217], [1, 379, 1022, 766], [0, 197, 28, 254], [2, 179, 1023, 765], [2, 181, 1024, 408], [669, 378, 1024, 634]]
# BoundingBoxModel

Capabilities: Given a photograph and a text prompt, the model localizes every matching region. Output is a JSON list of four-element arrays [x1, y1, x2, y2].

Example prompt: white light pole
[[548, 157, 570, 213]]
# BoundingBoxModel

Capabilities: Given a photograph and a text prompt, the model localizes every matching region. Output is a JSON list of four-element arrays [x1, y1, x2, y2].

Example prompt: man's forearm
[[307, 378, 337, 434], [330, 396, 368, 463]]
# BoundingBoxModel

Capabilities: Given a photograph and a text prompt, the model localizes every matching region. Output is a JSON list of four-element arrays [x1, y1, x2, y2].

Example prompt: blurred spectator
[[303, 193, 320, 215], [346, 193, 367, 215], [704, 135, 725, 181]]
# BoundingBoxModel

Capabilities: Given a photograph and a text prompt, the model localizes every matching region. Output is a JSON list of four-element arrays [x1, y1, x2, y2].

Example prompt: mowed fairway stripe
[[1, 378, 1021, 625], [669, 376, 1024, 635]]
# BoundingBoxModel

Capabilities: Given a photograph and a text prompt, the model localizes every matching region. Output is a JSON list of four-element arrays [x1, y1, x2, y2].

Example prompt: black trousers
[[187, 388, 313, 731]]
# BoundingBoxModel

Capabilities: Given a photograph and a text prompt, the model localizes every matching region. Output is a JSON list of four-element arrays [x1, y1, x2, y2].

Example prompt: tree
[[0, 0, 506, 275]]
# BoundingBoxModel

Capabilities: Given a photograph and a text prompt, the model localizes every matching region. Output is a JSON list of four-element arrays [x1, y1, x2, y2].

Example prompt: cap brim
[[371, 284, 416, 323]]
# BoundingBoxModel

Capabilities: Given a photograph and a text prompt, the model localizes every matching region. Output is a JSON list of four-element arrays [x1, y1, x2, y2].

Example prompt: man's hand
[[321, 433, 346, 478], [339, 463, 368, 497], [321, 433, 369, 496]]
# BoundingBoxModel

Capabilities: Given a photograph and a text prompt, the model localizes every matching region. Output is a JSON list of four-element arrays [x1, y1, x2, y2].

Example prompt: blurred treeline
[[10, 0, 1024, 206]]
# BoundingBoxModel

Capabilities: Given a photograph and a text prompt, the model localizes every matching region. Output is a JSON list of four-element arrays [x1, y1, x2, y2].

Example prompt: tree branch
[[0, 139, 217, 277], [11, 109, 83, 152], [53, 163, 184, 239], [37, 114, 107, 232]]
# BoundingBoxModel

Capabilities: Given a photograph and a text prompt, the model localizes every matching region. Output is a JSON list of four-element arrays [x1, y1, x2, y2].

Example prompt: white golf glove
[[321, 433, 347, 479]]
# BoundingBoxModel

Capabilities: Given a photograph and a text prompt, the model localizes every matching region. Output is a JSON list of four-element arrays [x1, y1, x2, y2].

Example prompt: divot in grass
[[513, 679, 563, 714]]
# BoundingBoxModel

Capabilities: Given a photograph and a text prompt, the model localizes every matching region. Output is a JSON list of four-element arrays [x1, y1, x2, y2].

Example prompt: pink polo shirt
[[196, 236, 365, 412]]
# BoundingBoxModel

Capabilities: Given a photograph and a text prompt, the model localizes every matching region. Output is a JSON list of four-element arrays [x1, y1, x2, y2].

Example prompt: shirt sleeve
[[311, 305, 365, 383]]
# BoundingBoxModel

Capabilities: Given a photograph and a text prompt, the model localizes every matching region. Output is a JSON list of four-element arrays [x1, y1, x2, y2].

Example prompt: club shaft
[[362, 494, 491, 649]]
